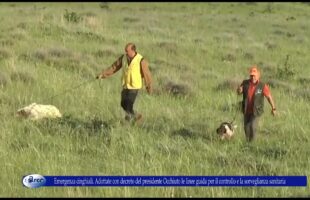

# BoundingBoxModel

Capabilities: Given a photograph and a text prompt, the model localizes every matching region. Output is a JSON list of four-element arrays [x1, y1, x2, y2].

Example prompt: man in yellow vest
[[96, 43, 153, 123]]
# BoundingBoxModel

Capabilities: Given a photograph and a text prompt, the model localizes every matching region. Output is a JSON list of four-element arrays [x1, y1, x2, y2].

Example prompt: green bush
[[277, 54, 296, 80], [64, 9, 82, 23]]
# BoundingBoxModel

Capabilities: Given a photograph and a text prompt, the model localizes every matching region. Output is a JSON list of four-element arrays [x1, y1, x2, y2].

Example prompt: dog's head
[[216, 122, 237, 140], [16, 108, 30, 118], [16, 103, 37, 118]]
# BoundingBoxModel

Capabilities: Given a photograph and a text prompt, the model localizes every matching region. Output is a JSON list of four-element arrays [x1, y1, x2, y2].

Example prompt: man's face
[[250, 75, 258, 83], [125, 46, 135, 59]]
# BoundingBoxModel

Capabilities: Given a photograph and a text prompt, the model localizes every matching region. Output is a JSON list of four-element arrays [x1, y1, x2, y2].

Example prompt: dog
[[216, 122, 237, 140], [17, 103, 62, 120]]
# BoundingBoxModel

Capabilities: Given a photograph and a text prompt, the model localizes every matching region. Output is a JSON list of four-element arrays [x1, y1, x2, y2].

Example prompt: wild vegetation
[[0, 2, 309, 197]]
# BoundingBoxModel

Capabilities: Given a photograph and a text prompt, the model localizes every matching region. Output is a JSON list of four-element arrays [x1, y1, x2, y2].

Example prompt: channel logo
[[22, 174, 46, 188]]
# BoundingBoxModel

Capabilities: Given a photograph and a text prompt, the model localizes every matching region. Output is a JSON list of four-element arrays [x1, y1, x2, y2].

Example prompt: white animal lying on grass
[[17, 103, 62, 120]]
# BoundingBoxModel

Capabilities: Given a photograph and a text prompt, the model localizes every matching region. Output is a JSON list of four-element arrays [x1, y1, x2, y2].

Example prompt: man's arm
[[266, 94, 276, 116], [96, 55, 123, 79], [140, 59, 153, 94], [263, 84, 276, 116]]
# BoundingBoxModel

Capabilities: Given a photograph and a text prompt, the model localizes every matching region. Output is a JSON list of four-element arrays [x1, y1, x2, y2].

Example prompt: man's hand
[[146, 86, 152, 95], [271, 108, 277, 116], [237, 86, 243, 94]]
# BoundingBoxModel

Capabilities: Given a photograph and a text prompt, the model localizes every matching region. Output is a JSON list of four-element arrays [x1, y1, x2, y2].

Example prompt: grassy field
[[0, 2, 309, 197]]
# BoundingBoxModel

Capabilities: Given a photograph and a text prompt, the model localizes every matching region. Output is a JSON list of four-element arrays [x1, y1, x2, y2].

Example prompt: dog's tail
[[229, 118, 236, 125], [228, 120, 238, 129]]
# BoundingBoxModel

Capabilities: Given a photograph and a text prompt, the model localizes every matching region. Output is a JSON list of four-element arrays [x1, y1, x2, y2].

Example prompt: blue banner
[[22, 175, 307, 188]]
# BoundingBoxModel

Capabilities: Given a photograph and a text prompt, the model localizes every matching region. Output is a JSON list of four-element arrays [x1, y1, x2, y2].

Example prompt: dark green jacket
[[242, 79, 265, 116]]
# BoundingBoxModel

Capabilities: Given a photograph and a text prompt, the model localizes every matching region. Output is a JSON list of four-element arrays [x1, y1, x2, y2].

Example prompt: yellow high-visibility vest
[[122, 53, 143, 89]]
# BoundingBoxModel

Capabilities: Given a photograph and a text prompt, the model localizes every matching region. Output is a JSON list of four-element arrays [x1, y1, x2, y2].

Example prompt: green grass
[[0, 2, 310, 197]]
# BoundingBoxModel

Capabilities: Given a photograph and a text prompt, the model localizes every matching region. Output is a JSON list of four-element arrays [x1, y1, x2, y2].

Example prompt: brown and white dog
[[216, 122, 237, 140], [17, 103, 62, 120]]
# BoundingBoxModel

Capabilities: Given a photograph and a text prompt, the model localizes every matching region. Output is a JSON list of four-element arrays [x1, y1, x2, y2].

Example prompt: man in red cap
[[237, 65, 276, 142]]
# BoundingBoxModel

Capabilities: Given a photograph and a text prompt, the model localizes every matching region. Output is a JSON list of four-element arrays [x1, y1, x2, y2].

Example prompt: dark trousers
[[244, 114, 260, 142], [121, 89, 139, 118]]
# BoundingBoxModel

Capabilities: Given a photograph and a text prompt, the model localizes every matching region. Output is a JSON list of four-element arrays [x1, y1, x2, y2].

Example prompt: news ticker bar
[[22, 175, 307, 188]]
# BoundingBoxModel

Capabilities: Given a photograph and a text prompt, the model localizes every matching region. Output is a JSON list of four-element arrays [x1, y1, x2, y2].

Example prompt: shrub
[[10, 71, 35, 84], [215, 79, 240, 91], [64, 9, 82, 23], [99, 2, 109, 10], [221, 53, 236, 62], [163, 81, 191, 97], [298, 77, 310, 86], [277, 55, 296, 80]]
